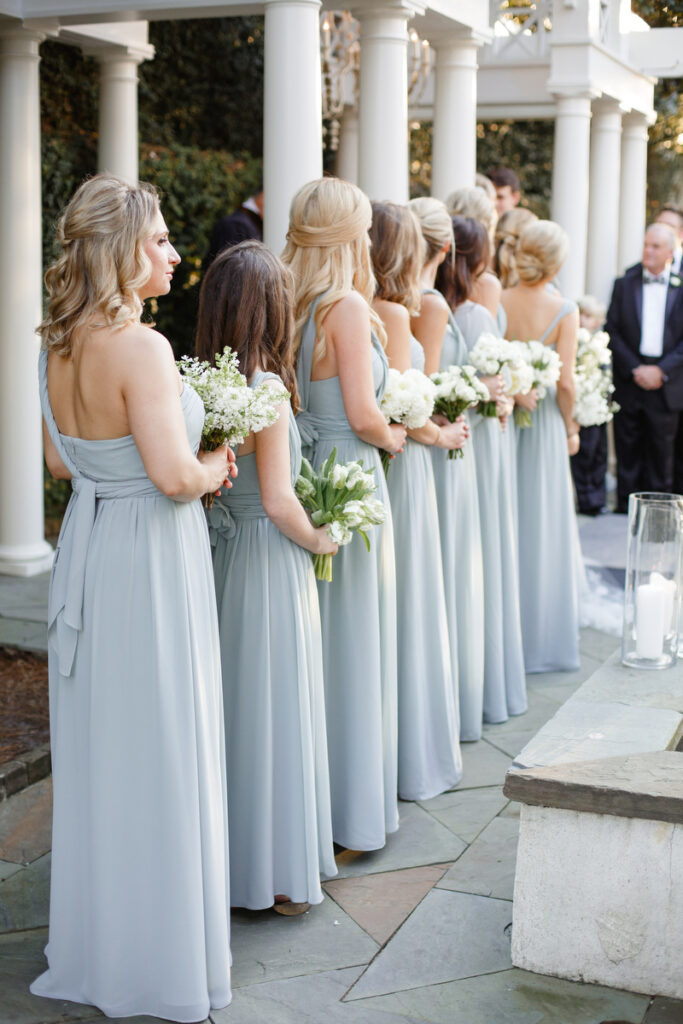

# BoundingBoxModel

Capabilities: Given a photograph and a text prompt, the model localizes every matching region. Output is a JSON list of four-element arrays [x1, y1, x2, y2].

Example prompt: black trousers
[[570, 424, 607, 513], [673, 416, 683, 496], [613, 390, 679, 512]]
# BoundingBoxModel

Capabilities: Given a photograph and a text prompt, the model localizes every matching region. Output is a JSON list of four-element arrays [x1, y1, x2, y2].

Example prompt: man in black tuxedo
[[203, 189, 264, 271], [606, 223, 683, 512]]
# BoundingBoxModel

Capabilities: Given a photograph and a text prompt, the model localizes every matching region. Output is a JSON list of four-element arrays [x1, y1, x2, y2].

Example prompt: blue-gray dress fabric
[[32, 349, 231, 1022], [515, 300, 581, 672], [206, 371, 336, 908], [454, 301, 527, 724], [497, 302, 520, 549], [386, 334, 461, 801], [296, 296, 398, 851], [425, 292, 486, 741]]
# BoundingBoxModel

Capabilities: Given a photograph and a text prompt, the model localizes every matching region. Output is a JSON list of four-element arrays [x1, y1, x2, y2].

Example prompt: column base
[[0, 541, 54, 578]]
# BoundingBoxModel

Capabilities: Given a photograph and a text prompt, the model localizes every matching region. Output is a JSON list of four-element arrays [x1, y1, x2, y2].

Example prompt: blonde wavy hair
[[408, 197, 454, 265], [38, 175, 160, 355], [281, 177, 385, 362], [369, 201, 425, 315], [446, 186, 497, 243], [494, 207, 538, 288], [515, 220, 568, 286]]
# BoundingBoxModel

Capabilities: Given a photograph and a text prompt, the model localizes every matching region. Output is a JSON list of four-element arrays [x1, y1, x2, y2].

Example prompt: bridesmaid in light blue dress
[[33, 176, 232, 1022], [370, 200, 462, 799], [501, 220, 582, 672], [196, 241, 337, 912], [283, 178, 406, 851], [448, 216, 527, 724], [409, 196, 485, 742]]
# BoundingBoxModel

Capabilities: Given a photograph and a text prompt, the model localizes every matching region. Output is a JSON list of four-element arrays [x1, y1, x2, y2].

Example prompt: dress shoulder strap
[[38, 349, 78, 477], [538, 298, 577, 344], [295, 294, 325, 415], [250, 370, 284, 388]]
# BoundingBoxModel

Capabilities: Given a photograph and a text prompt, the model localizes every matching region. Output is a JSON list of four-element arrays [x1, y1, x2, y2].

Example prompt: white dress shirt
[[673, 248, 682, 276], [640, 267, 670, 358]]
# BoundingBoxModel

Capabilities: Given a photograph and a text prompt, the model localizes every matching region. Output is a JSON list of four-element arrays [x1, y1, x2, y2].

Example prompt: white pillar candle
[[635, 583, 665, 660], [649, 572, 677, 635]]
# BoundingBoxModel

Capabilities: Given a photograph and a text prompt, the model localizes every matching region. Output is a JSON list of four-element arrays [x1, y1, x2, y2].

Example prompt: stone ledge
[[0, 747, 51, 803], [511, 651, 683, 773], [504, 751, 683, 825]]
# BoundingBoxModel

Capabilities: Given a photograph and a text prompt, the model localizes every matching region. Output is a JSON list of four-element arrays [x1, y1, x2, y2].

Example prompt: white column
[[431, 35, 480, 200], [551, 91, 594, 301], [0, 30, 53, 575], [357, 4, 414, 203], [96, 51, 145, 184], [263, 0, 323, 253], [618, 111, 650, 275], [335, 106, 359, 185], [586, 99, 622, 306]]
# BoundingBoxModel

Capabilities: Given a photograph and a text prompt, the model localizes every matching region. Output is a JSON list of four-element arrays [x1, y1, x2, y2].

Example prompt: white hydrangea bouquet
[[379, 367, 436, 474], [573, 329, 619, 427], [430, 364, 489, 459], [295, 447, 387, 582], [178, 347, 289, 505], [509, 340, 562, 428], [468, 332, 519, 417]]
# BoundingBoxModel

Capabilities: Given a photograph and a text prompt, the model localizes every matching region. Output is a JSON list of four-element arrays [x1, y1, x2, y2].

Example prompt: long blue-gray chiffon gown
[[423, 291, 485, 741], [387, 335, 461, 801], [296, 298, 399, 851], [32, 350, 231, 1023], [207, 371, 337, 908], [454, 301, 527, 724], [514, 300, 581, 671]]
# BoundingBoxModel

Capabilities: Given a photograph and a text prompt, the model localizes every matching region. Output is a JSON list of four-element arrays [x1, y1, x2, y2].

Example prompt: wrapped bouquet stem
[[430, 364, 489, 459], [295, 448, 387, 581], [178, 347, 289, 506], [379, 367, 436, 475]]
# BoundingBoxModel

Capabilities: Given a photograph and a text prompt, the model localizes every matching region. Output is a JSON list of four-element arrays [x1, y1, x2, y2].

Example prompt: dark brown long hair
[[195, 239, 299, 413], [436, 216, 490, 310]]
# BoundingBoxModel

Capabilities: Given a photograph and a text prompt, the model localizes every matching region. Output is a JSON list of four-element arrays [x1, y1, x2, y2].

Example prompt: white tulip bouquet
[[379, 367, 437, 474], [430, 364, 489, 458], [295, 448, 387, 581]]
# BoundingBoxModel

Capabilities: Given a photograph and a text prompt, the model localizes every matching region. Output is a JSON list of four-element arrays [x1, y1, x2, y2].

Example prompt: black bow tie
[[644, 273, 667, 285]]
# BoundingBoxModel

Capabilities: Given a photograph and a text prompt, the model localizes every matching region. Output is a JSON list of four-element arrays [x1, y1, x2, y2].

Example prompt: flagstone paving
[[1, 514, 682, 1023]]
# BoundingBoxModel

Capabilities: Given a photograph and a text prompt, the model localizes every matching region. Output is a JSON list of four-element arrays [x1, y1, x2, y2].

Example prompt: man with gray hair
[[606, 222, 683, 511]]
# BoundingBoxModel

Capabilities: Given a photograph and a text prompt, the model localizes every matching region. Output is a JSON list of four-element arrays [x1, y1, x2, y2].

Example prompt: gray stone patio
[[1, 513, 682, 1023]]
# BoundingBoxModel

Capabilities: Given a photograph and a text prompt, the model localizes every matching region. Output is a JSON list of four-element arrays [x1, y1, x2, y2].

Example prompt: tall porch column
[[94, 48, 150, 184], [0, 30, 53, 575], [586, 98, 622, 306], [431, 34, 480, 200], [263, 0, 323, 253], [357, 3, 419, 203], [551, 90, 594, 300], [335, 105, 359, 185], [618, 111, 650, 276]]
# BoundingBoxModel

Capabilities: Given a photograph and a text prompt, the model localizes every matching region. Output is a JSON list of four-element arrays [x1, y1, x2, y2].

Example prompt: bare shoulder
[[420, 290, 449, 316], [375, 299, 409, 331], [325, 290, 370, 329], [478, 273, 502, 302]]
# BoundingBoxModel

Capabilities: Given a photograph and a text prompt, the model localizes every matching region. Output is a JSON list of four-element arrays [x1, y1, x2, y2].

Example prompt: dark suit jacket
[[203, 206, 263, 271], [606, 262, 683, 410]]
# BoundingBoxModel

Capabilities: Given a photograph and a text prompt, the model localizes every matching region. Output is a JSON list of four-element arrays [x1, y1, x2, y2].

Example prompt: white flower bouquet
[[295, 447, 387, 582], [468, 332, 518, 417], [178, 348, 289, 450], [379, 368, 436, 474], [430, 364, 489, 459], [573, 329, 619, 427], [178, 347, 289, 505], [509, 340, 562, 428]]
